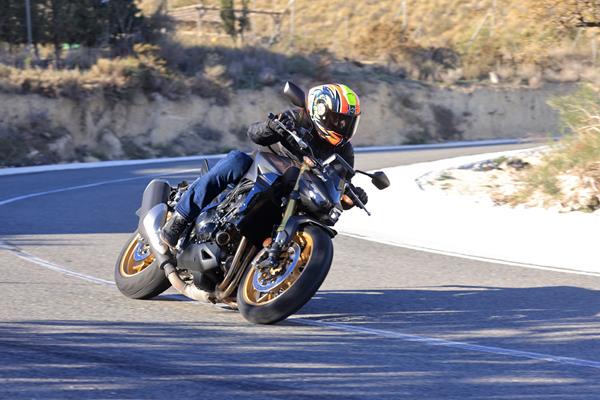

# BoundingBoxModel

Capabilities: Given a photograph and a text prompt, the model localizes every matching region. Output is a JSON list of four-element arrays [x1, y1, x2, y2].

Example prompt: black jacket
[[247, 108, 355, 167]]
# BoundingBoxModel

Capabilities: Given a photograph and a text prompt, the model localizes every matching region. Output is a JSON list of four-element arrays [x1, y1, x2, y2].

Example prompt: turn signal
[[341, 194, 353, 207]]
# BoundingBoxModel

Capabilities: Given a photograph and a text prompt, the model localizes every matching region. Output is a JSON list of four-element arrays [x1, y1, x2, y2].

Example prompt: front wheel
[[237, 225, 333, 324]]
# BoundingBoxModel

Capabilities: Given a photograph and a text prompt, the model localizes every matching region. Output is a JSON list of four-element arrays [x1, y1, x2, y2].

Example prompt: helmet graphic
[[307, 83, 361, 146]]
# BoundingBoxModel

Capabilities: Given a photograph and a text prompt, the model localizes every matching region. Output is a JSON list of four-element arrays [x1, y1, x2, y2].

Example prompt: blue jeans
[[175, 150, 253, 222]]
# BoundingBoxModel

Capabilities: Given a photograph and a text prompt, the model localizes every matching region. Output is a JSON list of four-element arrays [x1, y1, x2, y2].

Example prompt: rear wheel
[[114, 232, 171, 299], [237, 225, 333, 324]]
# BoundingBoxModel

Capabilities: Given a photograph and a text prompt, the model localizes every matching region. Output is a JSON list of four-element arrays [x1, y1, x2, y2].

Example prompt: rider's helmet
[[306, 84, 361, 147]]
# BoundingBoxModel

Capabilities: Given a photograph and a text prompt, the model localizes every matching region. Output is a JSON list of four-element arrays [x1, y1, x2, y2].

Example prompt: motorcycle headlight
[[299, 179, 333, 214], [307, 188, 330, 208]]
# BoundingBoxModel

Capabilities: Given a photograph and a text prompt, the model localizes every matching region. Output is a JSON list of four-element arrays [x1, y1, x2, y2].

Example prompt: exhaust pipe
[[137, 179, 171, 256], [140, 206, 213, 303], [163, 263, 213, 303], [140, 204, 169, 255]]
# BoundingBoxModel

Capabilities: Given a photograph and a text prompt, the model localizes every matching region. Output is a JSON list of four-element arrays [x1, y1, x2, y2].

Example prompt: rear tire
[[114, 232, 171, 299], [237, 226, 333, 324]]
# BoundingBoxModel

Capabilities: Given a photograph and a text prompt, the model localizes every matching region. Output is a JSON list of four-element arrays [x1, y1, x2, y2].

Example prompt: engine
[[174, 184, 254, 291], [194, 209, 218, 243], [194, 193, 245, 248]]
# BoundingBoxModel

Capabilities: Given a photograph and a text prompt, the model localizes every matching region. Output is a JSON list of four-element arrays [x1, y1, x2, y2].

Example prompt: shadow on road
[[2, 285, 600, 399], [300, 287, 600, 357]]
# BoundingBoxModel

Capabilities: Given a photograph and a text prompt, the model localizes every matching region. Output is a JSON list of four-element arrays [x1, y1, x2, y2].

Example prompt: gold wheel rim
[[119, 234, 155, 277], [241, 231, 314, 306]]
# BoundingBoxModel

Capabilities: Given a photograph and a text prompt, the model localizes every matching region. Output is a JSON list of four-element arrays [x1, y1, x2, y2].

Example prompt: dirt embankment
[[0, 81, 575, 167]]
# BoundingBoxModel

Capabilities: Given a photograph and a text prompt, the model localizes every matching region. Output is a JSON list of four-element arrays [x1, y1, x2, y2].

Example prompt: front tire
[[114, 232, 171, 299], [237, 225, 333, 324]]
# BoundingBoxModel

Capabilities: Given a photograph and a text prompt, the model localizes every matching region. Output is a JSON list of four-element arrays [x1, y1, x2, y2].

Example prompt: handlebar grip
[[345, 183, 360, 204], [345, 182, 371, 215]]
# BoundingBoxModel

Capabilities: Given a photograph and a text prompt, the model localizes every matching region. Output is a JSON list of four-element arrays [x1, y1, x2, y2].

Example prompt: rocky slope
[[0, 81, 575, 167]]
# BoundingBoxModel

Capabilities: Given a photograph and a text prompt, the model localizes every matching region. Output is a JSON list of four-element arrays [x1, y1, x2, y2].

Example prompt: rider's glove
[[354, 186, 369, 205], [343, 186, 368, 210], [266, 111, 296, 138], [278, 110, 296, 130], [266, 116, 287, 137]]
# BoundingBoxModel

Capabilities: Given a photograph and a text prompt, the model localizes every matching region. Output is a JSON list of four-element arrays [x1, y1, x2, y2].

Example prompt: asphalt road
[[2, 143, 600, 399]]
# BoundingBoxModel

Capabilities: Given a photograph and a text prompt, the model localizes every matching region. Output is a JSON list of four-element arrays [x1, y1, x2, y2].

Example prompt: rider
[[160, 83, 369, 248]]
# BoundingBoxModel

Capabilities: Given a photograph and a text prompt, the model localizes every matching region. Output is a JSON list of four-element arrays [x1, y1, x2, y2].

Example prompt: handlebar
[[268, 113, 317, 163], [268, 113, 372, 216]]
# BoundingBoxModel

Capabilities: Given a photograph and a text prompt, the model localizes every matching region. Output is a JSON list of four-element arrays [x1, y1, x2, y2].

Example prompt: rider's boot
[[160, 212, 190, 249]]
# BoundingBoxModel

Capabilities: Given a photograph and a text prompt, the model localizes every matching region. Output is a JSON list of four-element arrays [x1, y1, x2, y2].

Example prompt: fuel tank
[[243, 151, 296, 182]]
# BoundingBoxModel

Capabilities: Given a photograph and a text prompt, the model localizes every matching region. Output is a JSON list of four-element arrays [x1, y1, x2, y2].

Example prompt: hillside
[[168, 0, 600, 84]]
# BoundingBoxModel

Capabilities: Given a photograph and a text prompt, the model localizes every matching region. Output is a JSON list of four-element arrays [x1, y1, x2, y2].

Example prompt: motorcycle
[[115, 82, 390, 324]]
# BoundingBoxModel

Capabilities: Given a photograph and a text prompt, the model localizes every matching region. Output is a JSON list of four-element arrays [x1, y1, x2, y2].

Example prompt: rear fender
[[136, 179, 170, 225]]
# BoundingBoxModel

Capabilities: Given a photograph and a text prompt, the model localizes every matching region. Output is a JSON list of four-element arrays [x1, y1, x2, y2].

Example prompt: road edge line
[[339, 232, 600, 277]]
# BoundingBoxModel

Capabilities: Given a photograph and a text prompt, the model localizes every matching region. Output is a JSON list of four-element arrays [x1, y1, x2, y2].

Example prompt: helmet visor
[[323, 112, 360, 145]]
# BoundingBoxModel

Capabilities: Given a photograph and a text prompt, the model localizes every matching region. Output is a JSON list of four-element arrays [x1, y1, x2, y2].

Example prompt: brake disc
[[252, 243, 301, 293]]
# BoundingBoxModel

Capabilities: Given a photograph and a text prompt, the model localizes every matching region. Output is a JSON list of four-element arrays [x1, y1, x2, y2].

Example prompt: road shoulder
[[338, 148, 600, 274]]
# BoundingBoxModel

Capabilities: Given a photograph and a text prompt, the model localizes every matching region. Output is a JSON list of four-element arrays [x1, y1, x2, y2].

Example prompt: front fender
[[282, 215, 337, 240]]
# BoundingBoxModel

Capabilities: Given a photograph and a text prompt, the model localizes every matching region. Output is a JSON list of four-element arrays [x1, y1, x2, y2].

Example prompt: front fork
[[260, 160, 310, 268]]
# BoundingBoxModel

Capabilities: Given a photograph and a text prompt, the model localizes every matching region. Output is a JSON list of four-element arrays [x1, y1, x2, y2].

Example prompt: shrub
[[511, 85, 600, 203]]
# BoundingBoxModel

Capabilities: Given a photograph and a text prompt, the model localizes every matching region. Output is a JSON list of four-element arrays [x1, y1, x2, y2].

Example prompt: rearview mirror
[[371, 171, 390, 190], [283, 81, 306, 108]]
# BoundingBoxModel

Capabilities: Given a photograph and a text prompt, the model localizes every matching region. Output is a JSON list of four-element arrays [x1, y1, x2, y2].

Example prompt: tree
[[238, 0, 251, 43], [0, 1, 27, 49], [40, 0, 84, 64], [106, 0, 146, 53], [220, 0, 237, 40], [69, 1, 107, 47], [219, 0, 252, 44], [0, 0, 168, 64]]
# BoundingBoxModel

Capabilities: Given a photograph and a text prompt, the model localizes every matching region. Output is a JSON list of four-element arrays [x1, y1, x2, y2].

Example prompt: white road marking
[[339, 232, 600, 278], [0, 168, 202, 207], [0, 177, 148, 207], [3, 241, 600, 370], [0, 240, 114, 286], [291, 318, 600, 369], [0, 154, 226, 177]]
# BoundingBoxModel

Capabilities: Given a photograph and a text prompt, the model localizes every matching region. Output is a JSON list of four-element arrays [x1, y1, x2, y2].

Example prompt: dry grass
[[1, 0, 598, 100], [507, 85, 600, 210], [0, 35, 338, 100], [0, 43, 233, 101], [169, 0, 600, 84]]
